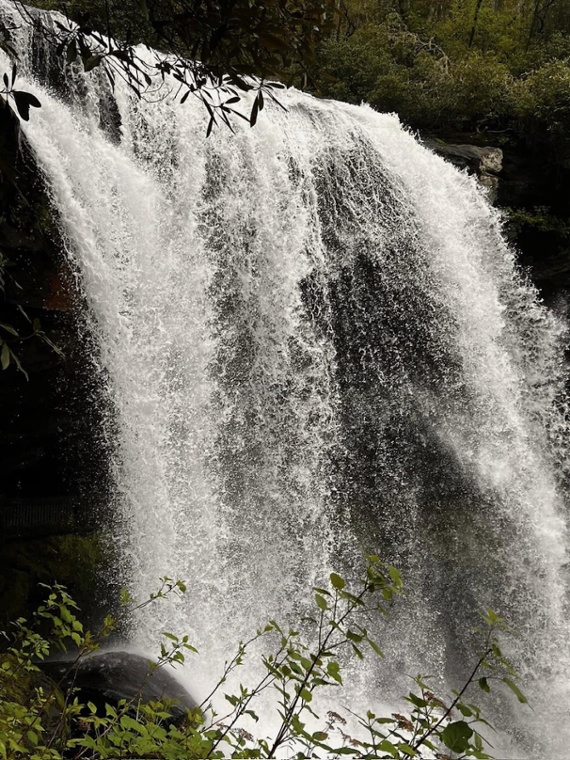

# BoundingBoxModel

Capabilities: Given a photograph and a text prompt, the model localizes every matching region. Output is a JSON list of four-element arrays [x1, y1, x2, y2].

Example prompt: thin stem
[[413, 639, 493, 752]]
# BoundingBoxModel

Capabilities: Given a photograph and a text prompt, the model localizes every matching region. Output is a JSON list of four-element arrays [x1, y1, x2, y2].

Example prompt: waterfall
[[3, 3, 570, 754]]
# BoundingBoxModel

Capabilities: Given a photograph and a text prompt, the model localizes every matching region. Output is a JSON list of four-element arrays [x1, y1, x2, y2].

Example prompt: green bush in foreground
[[0, 557, 527, 759]]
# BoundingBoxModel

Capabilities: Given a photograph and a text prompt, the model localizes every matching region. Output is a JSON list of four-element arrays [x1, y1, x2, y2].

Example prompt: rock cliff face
[[424, 140, 503, 203], [0, 100, 112, 624], [428, 135, 570, 310], [498, 150, 570, 307]]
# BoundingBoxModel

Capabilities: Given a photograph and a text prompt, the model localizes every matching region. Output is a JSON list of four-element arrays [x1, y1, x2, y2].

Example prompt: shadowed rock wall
[[0, 99, 112, 624]]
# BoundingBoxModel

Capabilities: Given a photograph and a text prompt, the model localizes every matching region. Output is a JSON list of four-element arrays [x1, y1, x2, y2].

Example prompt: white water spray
[[3, 4, 570, 753]]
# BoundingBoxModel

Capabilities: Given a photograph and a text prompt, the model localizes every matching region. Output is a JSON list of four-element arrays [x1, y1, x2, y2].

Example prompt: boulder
[[40, 650, 197, 722], [424, 140, 503, 202]]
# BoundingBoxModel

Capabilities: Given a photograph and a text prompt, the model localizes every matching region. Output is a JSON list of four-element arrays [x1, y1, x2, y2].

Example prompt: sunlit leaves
[[0, 561, 528, 760], [503, 676, 528, 703], [441, 720, 474, 752]]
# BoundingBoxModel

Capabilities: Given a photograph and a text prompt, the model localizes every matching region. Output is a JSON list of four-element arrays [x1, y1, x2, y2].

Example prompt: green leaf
[[315, 593, 327, 611], [503, 677, 527, 704], [406, 693, 428, 708], [299, 688, 312, 702], [388, 566, 402, 586], [335, 749, 360, 755], [1, 341, 9, 369], [378, 739, 399, 758], [367, 637, 384, 657], [478, 676, 490, 693], [312, 731, 328, 741], [326, 661, 342, 684], [351, 643, 363, 659], [441, 721, 473, 753], [0, 322, 18, 336], [330, 572, 345, 590], [486, 608, 500, 623], [120, 714, 148, 734]]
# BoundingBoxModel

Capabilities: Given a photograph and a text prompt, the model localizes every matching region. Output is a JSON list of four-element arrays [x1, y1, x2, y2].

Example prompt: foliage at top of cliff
[[19, 0, 570, 152], [312, 0, 570, 151]]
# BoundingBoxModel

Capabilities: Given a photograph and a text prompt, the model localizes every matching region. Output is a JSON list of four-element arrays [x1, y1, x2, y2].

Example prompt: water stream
[[3, 4, 570, 753]]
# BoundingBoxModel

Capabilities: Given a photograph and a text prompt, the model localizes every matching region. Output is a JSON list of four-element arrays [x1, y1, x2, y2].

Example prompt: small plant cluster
[[0, 558, 527, 759]]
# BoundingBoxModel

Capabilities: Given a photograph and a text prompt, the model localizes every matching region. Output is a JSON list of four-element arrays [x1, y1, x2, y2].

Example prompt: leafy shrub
[[312, 0, 570, 145], [510, 60, 570, 125], [0, 559, 527, 759]]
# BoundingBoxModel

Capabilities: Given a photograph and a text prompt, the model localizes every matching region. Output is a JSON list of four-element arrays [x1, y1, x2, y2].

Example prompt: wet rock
[[425, 139, 503, 202], [41, 651, 197, 721]]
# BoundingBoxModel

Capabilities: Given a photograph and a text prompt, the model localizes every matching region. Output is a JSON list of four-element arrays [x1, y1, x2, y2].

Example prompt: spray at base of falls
[[3, 4, 570, 753]]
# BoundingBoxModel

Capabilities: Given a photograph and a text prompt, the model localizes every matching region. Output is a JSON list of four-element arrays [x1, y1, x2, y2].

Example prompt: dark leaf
[[83, 55, 102, 72], [250, 95, 259, 127], [105, 68, 116, 91], [1, 341, 10, 370], [12, 90, 41, 121], [66, 40, 77, 64], [0, 322, 18, 336]]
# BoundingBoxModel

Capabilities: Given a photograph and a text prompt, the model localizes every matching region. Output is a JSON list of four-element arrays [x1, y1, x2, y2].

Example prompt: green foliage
[[504, 205, 570, 239], [6, 0, 570, 145], [312, 0, 570, 145], [0, 559, 527, 759]]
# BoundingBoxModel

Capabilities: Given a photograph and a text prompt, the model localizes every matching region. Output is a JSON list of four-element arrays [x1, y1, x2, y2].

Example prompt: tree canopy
[[5, 0, 570, 146], [311, 0, 570, 152]]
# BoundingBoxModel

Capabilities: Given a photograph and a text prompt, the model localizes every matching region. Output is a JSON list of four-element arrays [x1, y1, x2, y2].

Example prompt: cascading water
[[3, 3, 570, 754]]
